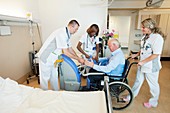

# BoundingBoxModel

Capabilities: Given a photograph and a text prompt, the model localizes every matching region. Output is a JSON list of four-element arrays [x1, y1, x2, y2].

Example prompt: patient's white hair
[[109, 38, 121, 48]]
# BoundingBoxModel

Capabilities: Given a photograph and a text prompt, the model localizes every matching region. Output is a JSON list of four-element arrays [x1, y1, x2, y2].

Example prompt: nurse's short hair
[[87, 24, 99, 36], [68, 20, 80, 26]]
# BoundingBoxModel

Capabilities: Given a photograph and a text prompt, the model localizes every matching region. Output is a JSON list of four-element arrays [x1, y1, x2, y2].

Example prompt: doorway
[[109, 16, 131, 56]]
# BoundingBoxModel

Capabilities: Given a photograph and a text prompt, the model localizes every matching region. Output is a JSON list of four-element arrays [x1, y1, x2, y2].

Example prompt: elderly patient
[[84, 38, 125, 83]]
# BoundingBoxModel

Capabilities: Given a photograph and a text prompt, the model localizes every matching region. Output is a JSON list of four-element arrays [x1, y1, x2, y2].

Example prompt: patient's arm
[[98, 57, 109, 66], [84, 57, 109, 67]]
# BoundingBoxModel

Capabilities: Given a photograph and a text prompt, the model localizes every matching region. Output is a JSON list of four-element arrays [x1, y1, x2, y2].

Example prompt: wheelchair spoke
[[109, 82, 133, 110]]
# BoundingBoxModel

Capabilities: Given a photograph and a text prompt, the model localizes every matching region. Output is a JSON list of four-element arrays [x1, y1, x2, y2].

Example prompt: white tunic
[[79, 33, 100, 56], [140, 33, 164, 73], [38, 27, 71, 63]]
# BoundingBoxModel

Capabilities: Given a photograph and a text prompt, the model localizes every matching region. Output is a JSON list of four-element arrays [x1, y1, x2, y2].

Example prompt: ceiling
[[108, 0, 170, 9], [114, 0, 146, 1]]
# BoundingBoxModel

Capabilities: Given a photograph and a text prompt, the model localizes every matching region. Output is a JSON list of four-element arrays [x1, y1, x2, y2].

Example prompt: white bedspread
[[0, 77, 107, 113]]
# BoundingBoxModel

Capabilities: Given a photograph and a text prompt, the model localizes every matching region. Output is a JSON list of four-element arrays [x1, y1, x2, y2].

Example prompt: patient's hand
[[85, 60, 94, 68]]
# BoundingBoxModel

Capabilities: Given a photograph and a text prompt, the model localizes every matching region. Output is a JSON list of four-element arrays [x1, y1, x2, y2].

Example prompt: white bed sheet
[[0, 77, 107, 113]]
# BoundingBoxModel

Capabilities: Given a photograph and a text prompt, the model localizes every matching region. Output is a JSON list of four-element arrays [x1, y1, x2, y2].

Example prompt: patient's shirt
[[93, 48, 125, 76]]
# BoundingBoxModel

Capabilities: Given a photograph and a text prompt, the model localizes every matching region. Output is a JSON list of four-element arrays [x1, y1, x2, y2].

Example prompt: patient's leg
[[88, 68, 104, 83]]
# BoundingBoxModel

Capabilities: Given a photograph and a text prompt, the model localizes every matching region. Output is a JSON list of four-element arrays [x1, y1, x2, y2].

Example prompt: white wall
[[0, 26, 41, 81], [38, 0, 108, 53], [0, 0, 41, 82], [109, 16, 131, 47], [0, 0, 108, 81], [0, 0, 39, 21]]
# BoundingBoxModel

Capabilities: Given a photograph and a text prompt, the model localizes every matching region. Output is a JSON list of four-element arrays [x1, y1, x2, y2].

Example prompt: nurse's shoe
[[143, 102, 157, 108]]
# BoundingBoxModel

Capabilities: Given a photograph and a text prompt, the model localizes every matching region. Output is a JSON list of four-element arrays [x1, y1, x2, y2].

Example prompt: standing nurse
[[130, 18, 164, 108], [77, 24, 100, 63], [38, 20, 84, 91]]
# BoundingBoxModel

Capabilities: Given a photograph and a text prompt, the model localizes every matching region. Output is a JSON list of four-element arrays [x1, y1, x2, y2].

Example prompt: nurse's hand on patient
[[85, 60, 94, 68], [85, 54, 90, 59], [78, 58, 85, 64], [92, 56, 98, 62]]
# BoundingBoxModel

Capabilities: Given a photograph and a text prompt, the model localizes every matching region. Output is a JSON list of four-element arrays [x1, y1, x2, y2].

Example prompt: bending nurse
[[38, 20, 84, 91], [77, 24, 100, 63]]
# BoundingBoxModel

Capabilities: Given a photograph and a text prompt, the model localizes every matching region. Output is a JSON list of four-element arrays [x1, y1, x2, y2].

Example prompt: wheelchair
[[58, 54, 137, 110]]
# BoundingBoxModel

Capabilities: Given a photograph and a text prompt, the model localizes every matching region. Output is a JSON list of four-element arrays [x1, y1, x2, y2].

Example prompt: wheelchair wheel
[[109, 82, 133, 110]]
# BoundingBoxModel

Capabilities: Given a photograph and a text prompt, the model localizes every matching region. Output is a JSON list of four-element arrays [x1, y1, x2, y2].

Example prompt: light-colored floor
[[23, 61, 170, 113]]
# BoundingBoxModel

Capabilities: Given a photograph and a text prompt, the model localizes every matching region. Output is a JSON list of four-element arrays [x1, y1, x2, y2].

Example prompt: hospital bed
[[0, 77, 107, 113], [59, 54, 137, 110]]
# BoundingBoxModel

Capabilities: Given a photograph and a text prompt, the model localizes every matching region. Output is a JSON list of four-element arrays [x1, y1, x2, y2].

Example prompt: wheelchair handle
[[126, 57, 138, 65], [131, 62, 138, 65], [126, 57, 131, 60]]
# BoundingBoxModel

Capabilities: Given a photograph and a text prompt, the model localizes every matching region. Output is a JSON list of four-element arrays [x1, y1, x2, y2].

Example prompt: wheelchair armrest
[[82, 72, 105, 77], [77, 65, 86, 69]]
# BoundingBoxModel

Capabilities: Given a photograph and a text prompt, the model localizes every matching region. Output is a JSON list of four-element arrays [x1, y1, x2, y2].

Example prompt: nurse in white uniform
[[38, 20, 84, 91], [77, 24, 100, 63], [129, 18, 164, 108]]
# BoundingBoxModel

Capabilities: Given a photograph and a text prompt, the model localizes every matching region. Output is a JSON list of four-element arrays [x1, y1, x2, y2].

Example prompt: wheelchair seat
[[59, 54, 90, 91]]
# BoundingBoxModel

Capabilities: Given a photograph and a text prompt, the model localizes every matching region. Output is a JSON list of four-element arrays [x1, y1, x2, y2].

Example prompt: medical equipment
[[66, 27, 71, 47], [26, 51, 39, 84], [59, 54, 138, 110], [26, 20, 39, 84]]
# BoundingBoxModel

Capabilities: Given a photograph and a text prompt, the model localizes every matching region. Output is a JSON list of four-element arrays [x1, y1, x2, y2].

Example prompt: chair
[[59, 54, 90, 91]]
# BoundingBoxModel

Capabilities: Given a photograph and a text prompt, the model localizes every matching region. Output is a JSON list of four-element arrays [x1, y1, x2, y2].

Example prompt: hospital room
[[0, 0, 170, 113]]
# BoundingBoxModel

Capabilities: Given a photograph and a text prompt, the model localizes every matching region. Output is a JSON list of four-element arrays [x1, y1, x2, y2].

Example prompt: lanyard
[[86, 34, 89, 48], [86, 34, 94, 48], [66, 27, 70, 47], [141, 34, 149, 49]]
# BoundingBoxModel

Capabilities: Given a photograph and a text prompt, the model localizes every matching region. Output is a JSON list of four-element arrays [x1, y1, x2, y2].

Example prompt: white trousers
[[39, 54, 59, 91], [132, 69, 160, 107]]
